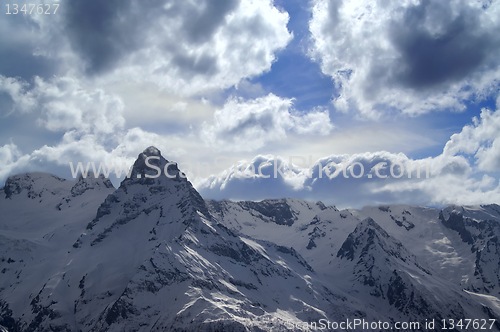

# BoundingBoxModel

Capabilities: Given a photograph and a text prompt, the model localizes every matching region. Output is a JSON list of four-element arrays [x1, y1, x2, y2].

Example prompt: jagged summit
[[104, 146, 210, 220], [71, 172, 114, 197], [120, 146, 185, 189], [336, 217, 424, 272], [441, 203, 500, 222], [143, 145, 161, 156], [84, 146, 210, 238]]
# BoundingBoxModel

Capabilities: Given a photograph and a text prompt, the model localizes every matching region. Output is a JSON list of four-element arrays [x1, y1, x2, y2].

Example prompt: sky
[[1, 0, 500, 209]]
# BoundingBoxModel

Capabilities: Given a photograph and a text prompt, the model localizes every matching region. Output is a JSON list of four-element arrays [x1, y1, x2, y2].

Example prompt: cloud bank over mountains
[[198, 104, 500, 208]]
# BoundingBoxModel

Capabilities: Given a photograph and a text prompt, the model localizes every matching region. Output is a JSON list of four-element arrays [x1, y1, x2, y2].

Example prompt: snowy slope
[[332, 217, 498, 329], [440, 204, 500, 296], [209, 199, 500, 330], [206, 199, 360, 275], [351, 204, 500, 297], [2, 147, 500, 331], [1, 148, 381, 331], [0, 172, 115, 329]]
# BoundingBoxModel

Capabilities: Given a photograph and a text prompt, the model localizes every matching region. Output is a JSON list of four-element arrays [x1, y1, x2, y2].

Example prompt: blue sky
[[1, 0, 500, 208]]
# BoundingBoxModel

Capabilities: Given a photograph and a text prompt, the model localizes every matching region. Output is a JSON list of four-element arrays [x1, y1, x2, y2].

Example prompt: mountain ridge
[[1, 147, 500, 331]]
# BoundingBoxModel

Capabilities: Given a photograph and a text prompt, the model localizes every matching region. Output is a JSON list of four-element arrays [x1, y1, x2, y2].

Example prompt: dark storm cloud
[[181, 0, 240, 44], [4, 0, 291, 95], [62, 0, 240, 76], [0, 15, 58, 79], [388, 0, 500, 90], [63, 0, 141, 74], [310, 0, 500, 116], [171, 53, 219, 78], [0, 47, 58, 80]]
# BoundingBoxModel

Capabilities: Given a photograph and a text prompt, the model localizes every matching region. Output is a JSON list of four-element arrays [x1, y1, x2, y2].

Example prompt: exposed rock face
[[440, 205, 500, 295], [71, 173, 114, 197]]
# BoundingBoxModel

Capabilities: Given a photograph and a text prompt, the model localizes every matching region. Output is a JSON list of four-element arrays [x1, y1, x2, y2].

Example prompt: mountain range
[[1, 147, 500, 331]]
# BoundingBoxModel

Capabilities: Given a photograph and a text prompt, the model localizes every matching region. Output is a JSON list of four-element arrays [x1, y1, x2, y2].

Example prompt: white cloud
[[0, 75, 37, 113], [196, 151, 427, 207], [30, 127, 186, 172], [0, 125, 192, 186], [1, 75, 125, 134], [444, 107, 500, 171], [0, 142, 30, 181], [197, 149, 500, 208], [201, 93, 334, 152], [0, 79, 334, 185], [17, 0, 292, 96], [0, 75, 190, 183], [196, 154, 307, 201], [309, 0, 500, 118], [3, 78, 500, 208], [0, 0, 297, 185], [3, 0, 500, 210], [198, 106, 500, 208]]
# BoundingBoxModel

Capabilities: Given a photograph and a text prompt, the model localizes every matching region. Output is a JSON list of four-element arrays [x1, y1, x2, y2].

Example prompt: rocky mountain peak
[[71, 173, 114, 197], [336, 216, 431, 290], [2, 172, 68, 199], [336, 217, 391, 261], [84, 146, 210, 239], [119, 146, 185, 190], [142, 146, 161, 157]]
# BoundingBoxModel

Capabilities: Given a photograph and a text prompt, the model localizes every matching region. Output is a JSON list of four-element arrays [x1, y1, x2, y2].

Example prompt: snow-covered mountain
[[208, 199, 500, 330], [1, 147, 500, 331]]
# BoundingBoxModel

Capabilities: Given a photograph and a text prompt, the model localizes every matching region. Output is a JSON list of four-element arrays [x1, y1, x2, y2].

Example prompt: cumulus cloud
[[201, 93, 334, 151], [196, 155, 306, 201], [0, 75, 125, 134], [0, 75, 189, 183], [0, 0, 298, 185], [0, 142, 30, 180], [0, 79, 334, 185], [0, 75, 37, 113], [444, 107, 500, 171], [0, 127, 191, 186], [309, 0, 500, 118], [3, 0, 500, 211], [30, 127, 187, 173], [9, 0, 292, 96]]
